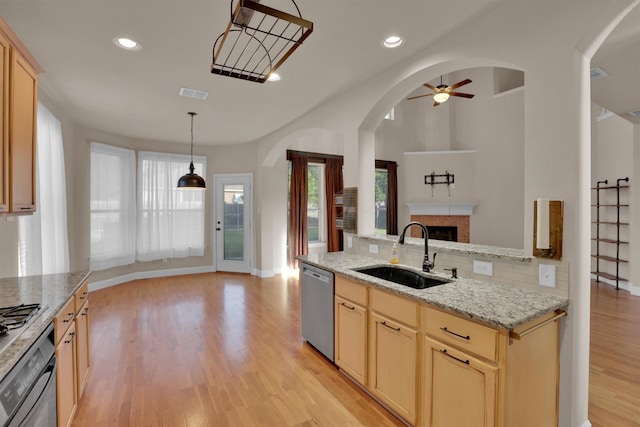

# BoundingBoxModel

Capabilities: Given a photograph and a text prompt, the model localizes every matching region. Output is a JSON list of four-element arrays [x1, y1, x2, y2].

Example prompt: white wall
[[375, 67, 525, 249]]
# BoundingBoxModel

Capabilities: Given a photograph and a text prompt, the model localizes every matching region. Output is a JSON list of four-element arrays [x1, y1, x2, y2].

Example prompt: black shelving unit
[[591, 177, 629, 290]]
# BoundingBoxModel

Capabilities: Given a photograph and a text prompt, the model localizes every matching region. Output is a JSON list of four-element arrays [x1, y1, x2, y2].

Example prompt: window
[[307, 163, 326, 243], [375, 168, 388, 234], [90, 142, 136, 270], [137, 151, 206, 261], [18, 103, 70, 276]]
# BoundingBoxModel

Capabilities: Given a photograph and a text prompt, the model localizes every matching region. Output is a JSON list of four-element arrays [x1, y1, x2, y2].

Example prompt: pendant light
[[177, 112, 206, 189]]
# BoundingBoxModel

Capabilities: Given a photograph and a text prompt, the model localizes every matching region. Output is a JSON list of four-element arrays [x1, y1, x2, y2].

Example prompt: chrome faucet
[[398, 221, 436, 272]]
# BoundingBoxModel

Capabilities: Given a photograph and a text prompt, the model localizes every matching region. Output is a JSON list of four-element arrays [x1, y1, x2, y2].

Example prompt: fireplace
[[426, 226, 458, 242], [406, 203, 475, 244]]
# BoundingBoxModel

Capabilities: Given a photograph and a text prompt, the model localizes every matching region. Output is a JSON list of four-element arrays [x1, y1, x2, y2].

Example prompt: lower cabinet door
[[422, 336, 497, 427], [75, 300, 90, 399], [369, 312, 418, 424], [335, 296, 367, 385], [56, 322, 77, 427]]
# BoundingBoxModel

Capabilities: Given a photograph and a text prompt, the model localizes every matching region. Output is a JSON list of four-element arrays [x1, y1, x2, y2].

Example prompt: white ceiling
[[1, 1, 638, 147]]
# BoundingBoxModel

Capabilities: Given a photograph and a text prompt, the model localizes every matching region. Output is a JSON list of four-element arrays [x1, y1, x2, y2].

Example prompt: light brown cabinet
[[0, 18, 40, 214], [74, 281, 90, 399], [335, 276, 368, 385], [55, 281, 91, 427], [368, 288, 419, 425], [55, 298, 77, 427], [420, 306, 562, 427], [333, 273, 563, 427]]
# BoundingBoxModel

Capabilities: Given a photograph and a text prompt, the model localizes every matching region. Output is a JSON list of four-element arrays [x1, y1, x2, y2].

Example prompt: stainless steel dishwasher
[[300, 262, 334, 361]]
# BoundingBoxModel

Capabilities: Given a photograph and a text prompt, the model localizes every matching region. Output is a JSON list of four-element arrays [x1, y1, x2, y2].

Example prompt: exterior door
[[214, 174, 252, 273]]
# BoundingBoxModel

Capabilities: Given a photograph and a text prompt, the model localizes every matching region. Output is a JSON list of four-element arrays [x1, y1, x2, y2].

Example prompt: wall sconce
[[533, 199, 563, 260]]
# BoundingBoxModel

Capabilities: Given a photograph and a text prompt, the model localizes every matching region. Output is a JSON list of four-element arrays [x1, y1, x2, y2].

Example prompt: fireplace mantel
[[406, 202, 477, 216]]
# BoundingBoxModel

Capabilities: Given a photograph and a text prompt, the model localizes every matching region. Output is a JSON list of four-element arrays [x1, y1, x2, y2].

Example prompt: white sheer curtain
[[89, 142, 136, 270], [137, 151, 206, 261], [18, 103, 70, 276]]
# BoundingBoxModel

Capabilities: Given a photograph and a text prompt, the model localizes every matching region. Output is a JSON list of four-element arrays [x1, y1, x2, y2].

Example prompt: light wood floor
[[72, 273, 403, 427], [589, 281, 640, 427], [72, 274, 640, 426]]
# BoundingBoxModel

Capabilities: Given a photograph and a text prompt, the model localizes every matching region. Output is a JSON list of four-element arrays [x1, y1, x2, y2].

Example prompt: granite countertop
[[299, 252, 568, 330], [357, 234, 532, 262], [0, 271, 90, 380]]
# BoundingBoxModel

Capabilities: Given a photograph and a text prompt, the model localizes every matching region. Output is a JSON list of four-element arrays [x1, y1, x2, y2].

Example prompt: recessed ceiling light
[[382, 35, 404, 49], [113, 37, 141, 51], [267, 73, 281, 82]]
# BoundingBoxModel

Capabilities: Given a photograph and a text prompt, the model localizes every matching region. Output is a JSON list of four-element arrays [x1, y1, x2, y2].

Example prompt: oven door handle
[[7, 356, 57, 427]]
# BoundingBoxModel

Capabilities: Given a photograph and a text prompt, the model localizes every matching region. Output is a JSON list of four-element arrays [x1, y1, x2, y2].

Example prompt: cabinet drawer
[[423, 306, 499, 362], [54, 298, 75, 345], [74, 281, 89, 314], [336, 275, 367, 306], [371, 288, 418, 328]]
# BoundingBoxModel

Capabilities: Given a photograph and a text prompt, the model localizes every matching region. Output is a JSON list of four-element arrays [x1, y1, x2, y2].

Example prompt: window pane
[[223, 184, 244, 261], [375, 169, 388, 235], [308, 165, 320, 242], [90, 142, 136, 270]]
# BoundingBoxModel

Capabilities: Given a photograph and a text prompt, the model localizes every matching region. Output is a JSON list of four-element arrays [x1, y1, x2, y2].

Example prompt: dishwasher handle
[[302, 267, 331, 284]]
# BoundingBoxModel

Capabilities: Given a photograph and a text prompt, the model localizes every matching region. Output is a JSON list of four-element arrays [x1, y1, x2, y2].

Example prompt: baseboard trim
[[88, 265, 216, 292]]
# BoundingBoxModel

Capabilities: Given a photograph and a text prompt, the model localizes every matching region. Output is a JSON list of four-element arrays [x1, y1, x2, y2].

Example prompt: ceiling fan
[[407, 77, 475, 106]]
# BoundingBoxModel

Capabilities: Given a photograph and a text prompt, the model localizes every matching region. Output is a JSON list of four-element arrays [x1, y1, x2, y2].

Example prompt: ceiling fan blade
[[407, 93, 434, 100], [448, 92, 475, 98], [433, 101, 440, 107], [447, 78, 472, 90], [422, 83, 437, 91]]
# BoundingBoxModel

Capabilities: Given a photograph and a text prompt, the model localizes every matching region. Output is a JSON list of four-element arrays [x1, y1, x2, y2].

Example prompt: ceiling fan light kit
[[408, 76, 475, 106], [211, 0, 313, 83]]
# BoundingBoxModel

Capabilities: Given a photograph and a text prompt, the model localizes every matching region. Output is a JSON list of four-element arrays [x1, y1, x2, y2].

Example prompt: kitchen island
[[299, 251, 568, 427]]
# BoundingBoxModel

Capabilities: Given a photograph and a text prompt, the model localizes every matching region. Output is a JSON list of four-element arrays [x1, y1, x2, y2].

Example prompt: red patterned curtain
[[325, 158, 344, 252], [387, 161, 398, 235], [288, 155, 308, 268]]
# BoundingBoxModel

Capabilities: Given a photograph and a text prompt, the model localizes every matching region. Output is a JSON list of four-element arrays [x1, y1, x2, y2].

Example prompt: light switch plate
[[347, 236, 353, 248], [473, 260, 493, 276], [369, 244, 379, 254], [539, 264, 556, 288]]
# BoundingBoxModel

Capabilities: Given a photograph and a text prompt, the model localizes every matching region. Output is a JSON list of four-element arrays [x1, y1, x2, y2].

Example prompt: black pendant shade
[[177, 112, 206, 189]]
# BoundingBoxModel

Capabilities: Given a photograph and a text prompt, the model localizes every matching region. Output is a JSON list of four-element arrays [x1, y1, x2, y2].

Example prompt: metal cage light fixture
[[177, 112, 206, 189]]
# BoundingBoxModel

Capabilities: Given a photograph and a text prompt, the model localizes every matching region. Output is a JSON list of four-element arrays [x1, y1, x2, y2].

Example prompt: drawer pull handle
[[381, 321, 401, 332], [64, 332, 76, 344], [63, 313, 74, 323], [341, 302, 355, 310], [440, 349, 470, 365], [440, 326, 470, 340]]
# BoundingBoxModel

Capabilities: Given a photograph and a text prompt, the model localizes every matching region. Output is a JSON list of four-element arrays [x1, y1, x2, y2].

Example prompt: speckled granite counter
[[0, 271, 90, 380], [299, 252, 567, 330]]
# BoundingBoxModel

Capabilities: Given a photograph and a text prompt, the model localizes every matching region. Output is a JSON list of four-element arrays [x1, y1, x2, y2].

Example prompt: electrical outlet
[[473, 260, 493, 276], [347, 236, 353, 249], [369, 244, 379, 254], [539, 264, 556, 288]]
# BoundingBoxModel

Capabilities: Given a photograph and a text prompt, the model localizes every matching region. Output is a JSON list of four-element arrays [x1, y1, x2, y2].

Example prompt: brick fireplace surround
[[410, 215, 470, 243]]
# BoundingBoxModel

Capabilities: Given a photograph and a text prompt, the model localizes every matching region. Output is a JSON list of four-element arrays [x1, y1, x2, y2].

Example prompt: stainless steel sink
[[352, 266, 450, 289]]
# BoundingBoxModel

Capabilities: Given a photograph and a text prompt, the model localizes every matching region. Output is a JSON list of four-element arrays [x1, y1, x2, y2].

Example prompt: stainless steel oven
[[0, 323, 56, 427]]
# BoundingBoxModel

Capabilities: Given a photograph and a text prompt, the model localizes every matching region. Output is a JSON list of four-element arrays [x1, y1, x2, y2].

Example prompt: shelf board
[[591, 271, 627, 282], [591, 221, 629, 225], [591, 185, 630, 190], [592, 238, 628, 244], [591, 255, 628, 262]]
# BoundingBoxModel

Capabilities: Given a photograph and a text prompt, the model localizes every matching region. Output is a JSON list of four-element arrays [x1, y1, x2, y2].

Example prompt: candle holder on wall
[[533, 199, 563, 260], [425, 171, 455, 197]]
